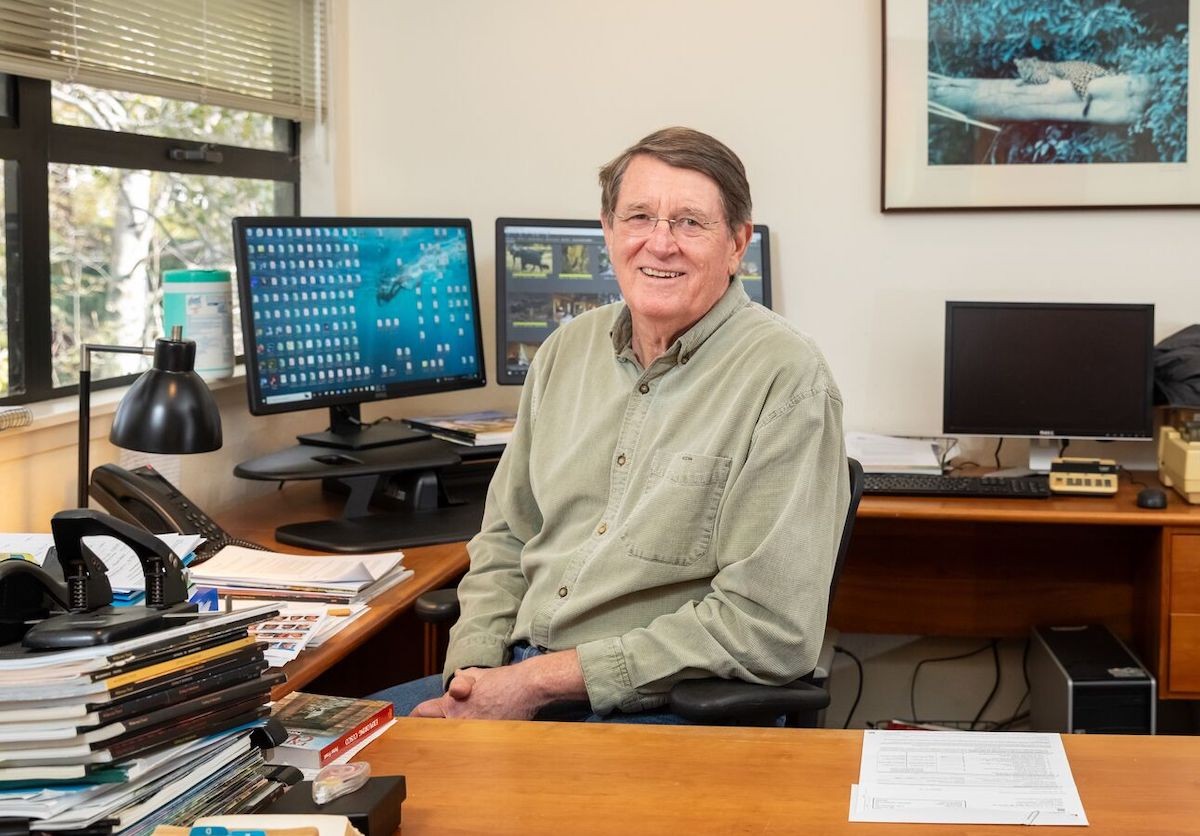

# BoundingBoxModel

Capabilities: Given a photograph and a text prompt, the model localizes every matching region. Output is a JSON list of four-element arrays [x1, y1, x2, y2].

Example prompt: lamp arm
[[78, 343, 155, 508]]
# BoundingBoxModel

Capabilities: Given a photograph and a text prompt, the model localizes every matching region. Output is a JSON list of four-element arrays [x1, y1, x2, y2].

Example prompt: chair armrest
[[669, 677, 830, 725], [414, 587, 460, 623]]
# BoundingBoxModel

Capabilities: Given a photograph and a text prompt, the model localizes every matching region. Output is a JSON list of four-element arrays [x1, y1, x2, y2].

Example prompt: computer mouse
[[1136, 488, 1168, 509]]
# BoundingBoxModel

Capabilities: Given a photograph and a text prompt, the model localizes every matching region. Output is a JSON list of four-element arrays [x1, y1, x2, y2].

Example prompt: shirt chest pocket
[[620, 451, 732, 567]]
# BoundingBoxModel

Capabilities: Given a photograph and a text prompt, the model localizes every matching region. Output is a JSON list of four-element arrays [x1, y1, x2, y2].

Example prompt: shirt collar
[[610, 280, 751, 363]]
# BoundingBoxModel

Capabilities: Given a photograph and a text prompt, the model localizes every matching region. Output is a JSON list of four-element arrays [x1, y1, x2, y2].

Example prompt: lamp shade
[[109, 337, 223, 453]]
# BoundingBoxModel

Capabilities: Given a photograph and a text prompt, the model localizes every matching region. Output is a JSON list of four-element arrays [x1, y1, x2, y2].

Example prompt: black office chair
[[416, 458, 865, 727], [669, 457, 865, 726]]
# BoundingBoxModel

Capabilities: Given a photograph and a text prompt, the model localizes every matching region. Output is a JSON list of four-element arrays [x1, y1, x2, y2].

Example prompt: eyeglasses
[[612, 212, 722, 240]]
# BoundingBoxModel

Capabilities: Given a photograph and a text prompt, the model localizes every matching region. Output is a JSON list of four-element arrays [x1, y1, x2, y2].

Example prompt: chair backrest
[[666, 456, 868, 726], [826, 457, 864, 610]]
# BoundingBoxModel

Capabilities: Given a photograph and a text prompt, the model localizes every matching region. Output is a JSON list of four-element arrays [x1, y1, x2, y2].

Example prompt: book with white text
[[267, 692, 394, 769]]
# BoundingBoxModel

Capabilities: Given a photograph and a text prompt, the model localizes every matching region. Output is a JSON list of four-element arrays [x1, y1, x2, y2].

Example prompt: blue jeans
[[371, 643, 707, 724]]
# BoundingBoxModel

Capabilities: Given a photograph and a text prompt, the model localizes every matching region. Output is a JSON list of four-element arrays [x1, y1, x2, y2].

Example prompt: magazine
[[404, 410, 517, 446]]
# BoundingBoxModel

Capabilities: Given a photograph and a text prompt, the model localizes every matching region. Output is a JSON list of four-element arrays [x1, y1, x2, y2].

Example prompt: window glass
[[49, 164, 291, 385], [52, 82, 287, 151]]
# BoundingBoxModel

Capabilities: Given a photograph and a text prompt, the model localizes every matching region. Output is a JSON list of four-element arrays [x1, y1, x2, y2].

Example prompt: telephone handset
[[88, 463, 268, 562]]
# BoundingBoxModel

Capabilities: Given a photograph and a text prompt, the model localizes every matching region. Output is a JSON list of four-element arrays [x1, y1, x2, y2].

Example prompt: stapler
[[0, 553, 70, 645], [19, 509, 196, 650]]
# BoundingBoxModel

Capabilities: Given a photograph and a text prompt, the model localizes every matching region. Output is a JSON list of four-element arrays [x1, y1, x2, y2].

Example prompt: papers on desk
[[845, 432, 944, 475], [189, 546, 412, 605], [0, 532, 203, 604], [849, 730, 1088, 826], [235, 600, 369, 666]]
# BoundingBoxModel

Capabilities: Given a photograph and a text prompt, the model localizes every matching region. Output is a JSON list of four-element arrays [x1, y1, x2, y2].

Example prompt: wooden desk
[[834, 474, 1200, 698], [359, 720, 1200, 835], [216, 482, 470, 700], [220, 474, 1200, 699]]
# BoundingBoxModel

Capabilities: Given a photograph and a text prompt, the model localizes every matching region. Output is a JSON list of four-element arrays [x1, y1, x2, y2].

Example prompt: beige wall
[[6, 0, 1197, 528], [336, 0, 1197, 435]]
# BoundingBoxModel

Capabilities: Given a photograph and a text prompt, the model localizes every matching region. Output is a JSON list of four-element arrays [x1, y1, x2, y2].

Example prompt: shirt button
[[616, 454, 627, 466], [558, 586, 569, 598], [681, 354, 690, 364], [596, 521, 608, 535], [639, 383, 650, 394]]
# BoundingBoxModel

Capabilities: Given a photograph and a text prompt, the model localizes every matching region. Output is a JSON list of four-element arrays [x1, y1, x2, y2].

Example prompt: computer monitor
[[943, 301, 1155, 471], [233, 217, 486, 449], [495, 217, 773, 385]]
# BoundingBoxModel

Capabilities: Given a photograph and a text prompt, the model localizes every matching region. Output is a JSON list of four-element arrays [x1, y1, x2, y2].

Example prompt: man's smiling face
[[602, 155, 749, 344]]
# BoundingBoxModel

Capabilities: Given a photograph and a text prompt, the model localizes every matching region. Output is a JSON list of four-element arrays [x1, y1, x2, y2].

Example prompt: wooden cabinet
[[1166, 532, 1200, 695], [852, 483, 1200, 700]]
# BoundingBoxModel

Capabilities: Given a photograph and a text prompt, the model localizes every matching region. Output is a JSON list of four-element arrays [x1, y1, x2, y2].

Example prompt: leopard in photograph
[[1013, 57, 1114, 117]]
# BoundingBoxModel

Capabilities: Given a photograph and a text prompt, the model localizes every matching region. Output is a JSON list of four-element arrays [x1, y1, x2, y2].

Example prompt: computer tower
[[1028, 625, 1155, 734]]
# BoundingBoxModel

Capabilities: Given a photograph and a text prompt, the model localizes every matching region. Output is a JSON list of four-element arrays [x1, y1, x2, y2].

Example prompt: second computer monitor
[[496, 217, 772, 384], [943, 301, 1155, 471]]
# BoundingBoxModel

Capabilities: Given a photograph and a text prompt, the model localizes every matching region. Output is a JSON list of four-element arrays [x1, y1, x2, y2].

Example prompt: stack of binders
[[0, 605, 292, 835]]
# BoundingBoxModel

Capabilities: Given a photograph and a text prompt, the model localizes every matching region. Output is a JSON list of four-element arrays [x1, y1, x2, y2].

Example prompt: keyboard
[[862, 472, 1052, 499]]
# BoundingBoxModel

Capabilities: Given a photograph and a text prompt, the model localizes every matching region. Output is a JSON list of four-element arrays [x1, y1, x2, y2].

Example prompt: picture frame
[[882, 0, 1199, 211]]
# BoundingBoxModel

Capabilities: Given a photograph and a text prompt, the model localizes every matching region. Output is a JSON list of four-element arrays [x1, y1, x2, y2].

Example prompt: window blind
[[0, 0, 326, 120]]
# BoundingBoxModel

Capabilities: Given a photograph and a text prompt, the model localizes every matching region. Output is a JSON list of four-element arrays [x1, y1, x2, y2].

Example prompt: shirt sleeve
[[441, 371, 543, 686], [575, 385, 849, 715]]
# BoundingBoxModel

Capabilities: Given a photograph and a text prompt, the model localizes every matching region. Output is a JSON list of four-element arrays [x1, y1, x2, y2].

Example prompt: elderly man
[[382, 127, 848, 722]]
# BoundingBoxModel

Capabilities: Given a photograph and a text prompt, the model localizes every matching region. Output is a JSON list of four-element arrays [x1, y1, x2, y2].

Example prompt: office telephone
[[89, 463, 268, 562]]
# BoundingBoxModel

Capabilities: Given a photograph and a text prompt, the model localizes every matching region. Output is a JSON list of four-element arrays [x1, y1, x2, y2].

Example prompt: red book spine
[[316, 702, 395, 766]]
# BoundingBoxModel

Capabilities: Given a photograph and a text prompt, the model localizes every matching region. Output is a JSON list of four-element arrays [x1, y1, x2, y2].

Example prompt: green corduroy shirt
[[443, 281, 849, 715]]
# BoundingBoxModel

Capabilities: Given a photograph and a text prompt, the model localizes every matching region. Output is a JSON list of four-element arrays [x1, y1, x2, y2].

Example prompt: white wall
[[336, 0, 1199, 449]]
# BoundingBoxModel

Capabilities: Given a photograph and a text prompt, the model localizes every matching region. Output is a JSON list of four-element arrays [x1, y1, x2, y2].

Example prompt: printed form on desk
[[849, 730, 1088, 826]]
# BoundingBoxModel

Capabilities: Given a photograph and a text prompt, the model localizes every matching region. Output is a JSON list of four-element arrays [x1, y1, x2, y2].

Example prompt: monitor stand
[[273, 467, 488, 553], [991, 439, 1061, 478], [299, 404, 429, 450], [236, 437, 489, 552], [1028, 439, 1062, 474]]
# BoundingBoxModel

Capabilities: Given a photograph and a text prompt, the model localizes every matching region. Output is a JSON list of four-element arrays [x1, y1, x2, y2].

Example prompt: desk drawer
[[1169, 613, 1200, 693], [1170, 534, 1200, 614]]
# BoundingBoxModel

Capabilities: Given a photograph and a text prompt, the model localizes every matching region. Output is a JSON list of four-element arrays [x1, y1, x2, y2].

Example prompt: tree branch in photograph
[[929, 74, 1151, 125]]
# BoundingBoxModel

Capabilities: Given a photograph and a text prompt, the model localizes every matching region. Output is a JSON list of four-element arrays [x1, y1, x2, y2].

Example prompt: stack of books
[[0, 606, 286, 834], [267, 692, 395, 772], [404, 410, 517, 447], [188, 547, 413, 606]]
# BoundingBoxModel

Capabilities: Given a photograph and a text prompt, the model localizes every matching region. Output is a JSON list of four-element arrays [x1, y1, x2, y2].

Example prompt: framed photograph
[[883, 0, 1198, 210]]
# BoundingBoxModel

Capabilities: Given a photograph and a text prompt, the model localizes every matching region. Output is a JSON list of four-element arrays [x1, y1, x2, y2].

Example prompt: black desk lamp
[[77, 325, 223, 507], [13, 327, 226, 650]]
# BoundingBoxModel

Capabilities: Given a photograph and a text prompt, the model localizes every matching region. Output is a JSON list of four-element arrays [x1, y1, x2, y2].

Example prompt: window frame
[[0, 76, 300, 405]]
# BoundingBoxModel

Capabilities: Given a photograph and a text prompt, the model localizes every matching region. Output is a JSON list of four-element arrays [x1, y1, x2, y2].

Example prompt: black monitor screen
[[233, 217, 485, 446], [495, 217, 772, 385], [943, 302, 1154, 439]]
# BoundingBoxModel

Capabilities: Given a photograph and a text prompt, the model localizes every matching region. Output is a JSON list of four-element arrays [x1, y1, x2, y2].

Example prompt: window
[[0, 0, 325, 403], [0, 77, 300, 401], [52, 83, 289, 151]]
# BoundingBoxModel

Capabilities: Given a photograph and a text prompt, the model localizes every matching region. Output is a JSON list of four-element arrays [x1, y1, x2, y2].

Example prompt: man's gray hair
[[599, 127, 752, 229]]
